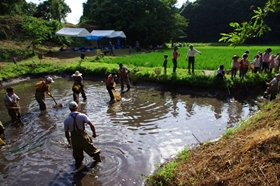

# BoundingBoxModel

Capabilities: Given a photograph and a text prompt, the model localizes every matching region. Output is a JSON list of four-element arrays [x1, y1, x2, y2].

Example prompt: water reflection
[[0, 77, 260, 185]]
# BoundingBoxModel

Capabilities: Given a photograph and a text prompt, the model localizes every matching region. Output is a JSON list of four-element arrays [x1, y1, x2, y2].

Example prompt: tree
[[219, 0, 280, 46], [34, 0, 71, 23], [181, 0, 267, 42], [81, 0, 188, 47], [0, 0, 27, 16], [20, 16, 51, 54], [23, 2, 38, 16]]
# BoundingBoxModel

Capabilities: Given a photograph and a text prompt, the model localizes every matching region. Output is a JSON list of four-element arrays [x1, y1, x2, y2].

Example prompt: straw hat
[[72, 71, 82, 77], [232, 55, 239, 59]]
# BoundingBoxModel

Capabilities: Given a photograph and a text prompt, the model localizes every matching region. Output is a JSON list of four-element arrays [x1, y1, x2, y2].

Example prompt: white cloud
[[26, 0, 193, 25]]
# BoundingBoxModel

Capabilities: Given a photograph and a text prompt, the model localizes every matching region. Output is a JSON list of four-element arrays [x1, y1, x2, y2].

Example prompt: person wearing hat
[[186, 44, 201, 74], [263, 74, 280, 100], [72, 71, 87, 102], [64, 101, 101, 172], [118, 63, 130, 92], [4, 87, 23, 125], [231, 55, 239, 79], [106, 72, 118, 102], [35, 77, 54, 112]]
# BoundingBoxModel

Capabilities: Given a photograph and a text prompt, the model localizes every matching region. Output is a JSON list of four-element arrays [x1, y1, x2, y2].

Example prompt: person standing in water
[[106, 72, 118, 102], [72, 71, 87, 102], [35, 77, 54, 112], [118, 63, 131, 92], [4, 87, 23, 125], [64, 101, 101, 172]]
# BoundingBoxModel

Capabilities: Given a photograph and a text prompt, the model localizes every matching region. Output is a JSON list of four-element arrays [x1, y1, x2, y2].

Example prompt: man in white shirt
[[64, 101, 101, 172], [186, 44, 201, 74]]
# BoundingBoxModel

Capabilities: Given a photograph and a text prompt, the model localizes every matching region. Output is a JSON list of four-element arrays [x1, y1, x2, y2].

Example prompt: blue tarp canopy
[[114, 31, 126, 49]]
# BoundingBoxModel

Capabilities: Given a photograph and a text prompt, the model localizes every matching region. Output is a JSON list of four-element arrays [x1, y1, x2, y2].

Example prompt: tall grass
[[106, 45, 280, 71], [1, 45, 279, 89]]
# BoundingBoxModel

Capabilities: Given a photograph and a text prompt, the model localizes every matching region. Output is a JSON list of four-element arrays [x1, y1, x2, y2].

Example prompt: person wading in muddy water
[[263, 73, 280, 101], [35, 77, 54, 113], [64, 101, 101, 173], [118, 63, 131, 92], [106, 72, 118, 102], [4, 87, 23, 125], [72, 71, 87, 102]]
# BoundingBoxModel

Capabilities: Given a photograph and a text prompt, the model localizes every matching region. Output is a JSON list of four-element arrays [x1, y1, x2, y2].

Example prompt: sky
[[26, 0, 192, 25]]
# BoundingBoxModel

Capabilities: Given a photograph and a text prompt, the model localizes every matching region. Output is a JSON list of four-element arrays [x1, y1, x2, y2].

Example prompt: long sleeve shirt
[[187, 49, 201, 58]]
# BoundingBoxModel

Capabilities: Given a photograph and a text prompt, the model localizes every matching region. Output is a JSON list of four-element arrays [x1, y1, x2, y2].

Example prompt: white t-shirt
[[4, 93, 19, 106], [64, 111, 91, 132]]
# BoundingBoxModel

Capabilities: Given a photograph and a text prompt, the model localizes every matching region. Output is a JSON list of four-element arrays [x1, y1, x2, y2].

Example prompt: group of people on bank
[[228, 48, 280, 80], [2, 63, 131, 173]]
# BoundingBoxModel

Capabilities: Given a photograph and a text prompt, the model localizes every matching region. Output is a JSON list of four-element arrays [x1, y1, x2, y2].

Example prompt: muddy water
[[0, 77, 260, 186]]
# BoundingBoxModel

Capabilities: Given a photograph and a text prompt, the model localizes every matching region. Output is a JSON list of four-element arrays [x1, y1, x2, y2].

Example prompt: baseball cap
[[69, 101, 78, 109], [46, 77, 54, 83]]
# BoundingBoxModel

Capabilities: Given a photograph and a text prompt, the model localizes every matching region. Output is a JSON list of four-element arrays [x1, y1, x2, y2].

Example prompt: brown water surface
[[0, 77, 260, 186]]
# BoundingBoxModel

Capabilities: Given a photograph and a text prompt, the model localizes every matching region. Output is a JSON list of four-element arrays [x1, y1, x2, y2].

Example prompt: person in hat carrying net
[[64, 101, 101, 173], [35, 77, 54, 112], [72, 71, 87, 102]]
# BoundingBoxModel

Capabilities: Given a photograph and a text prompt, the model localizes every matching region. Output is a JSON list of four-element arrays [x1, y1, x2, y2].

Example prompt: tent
[[55, 28, 91, 37], [85, 30, 118, 40], [114, 31, 126, 49], [115, 31, 126, 38]]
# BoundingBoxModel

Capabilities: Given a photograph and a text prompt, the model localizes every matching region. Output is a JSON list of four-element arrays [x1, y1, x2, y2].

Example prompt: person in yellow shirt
[[35, 77, 54, 111]]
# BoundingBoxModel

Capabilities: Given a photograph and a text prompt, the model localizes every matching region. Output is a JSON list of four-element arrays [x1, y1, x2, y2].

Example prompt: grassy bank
[[146, 96, 280, 185], [0, 45, 278, 89]]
